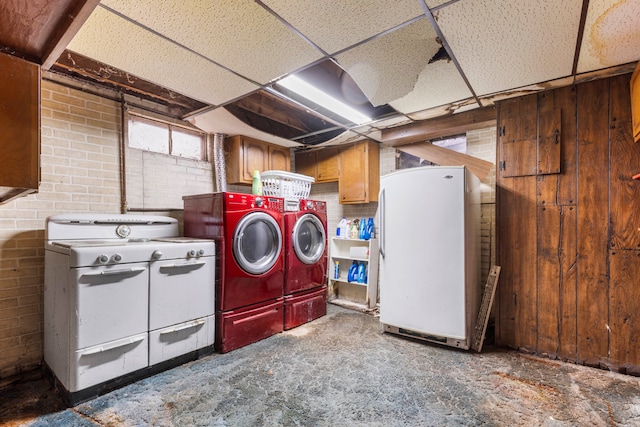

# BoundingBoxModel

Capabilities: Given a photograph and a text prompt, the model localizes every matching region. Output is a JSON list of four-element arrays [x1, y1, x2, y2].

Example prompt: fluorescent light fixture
[[278, 75, 372, 125]]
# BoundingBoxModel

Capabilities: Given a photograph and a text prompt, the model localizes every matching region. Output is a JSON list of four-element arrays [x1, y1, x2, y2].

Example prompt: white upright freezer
[[378, 166, 481, 350]]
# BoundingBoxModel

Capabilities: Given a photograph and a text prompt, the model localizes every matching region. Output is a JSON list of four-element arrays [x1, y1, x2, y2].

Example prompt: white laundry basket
[[261, 170, 314, 200]]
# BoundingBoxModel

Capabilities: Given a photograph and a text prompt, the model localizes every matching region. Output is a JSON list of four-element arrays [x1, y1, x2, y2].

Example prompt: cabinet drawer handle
[[83, 267, 146, 277], [80, 335, 145, 356], [159, 319, 206, 335], [159, 261, 205, 269]]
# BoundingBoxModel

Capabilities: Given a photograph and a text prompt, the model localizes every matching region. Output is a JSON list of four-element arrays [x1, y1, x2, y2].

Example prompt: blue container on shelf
[[366, 217, 374, 240], [357, 262, 366, 283], [347, 261, 358, 282]]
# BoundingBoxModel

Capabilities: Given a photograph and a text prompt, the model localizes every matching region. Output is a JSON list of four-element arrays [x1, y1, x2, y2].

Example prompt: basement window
[[127, 114, 207, 161]]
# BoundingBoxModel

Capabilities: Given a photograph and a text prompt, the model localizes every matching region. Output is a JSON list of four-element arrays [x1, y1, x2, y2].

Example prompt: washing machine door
[[233, 212, 283, 275], [292, 213, 326, 265]]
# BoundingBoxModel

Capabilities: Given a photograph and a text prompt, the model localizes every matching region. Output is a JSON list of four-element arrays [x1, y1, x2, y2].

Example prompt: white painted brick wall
[[0, 79, 216, 379], [125, 149, 214, 212], [0, 81, 122, 378]]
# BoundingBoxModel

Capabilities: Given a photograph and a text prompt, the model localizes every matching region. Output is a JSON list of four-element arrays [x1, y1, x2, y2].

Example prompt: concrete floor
[[2, 304, 640, 426]]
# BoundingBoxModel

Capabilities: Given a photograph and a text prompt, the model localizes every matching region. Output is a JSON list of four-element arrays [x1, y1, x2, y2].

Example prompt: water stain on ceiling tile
[[435, 0, 583, 96], [577, 0, 640, 73]]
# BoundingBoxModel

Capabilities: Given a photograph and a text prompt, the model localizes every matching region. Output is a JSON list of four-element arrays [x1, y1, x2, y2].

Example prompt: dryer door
[[233, 212, 283, 275], [292, 213, 326, 265]]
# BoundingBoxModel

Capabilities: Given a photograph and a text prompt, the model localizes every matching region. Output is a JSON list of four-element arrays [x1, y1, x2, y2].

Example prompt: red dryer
[[183, 192, 285, 353], [283, 199, 328, 330]]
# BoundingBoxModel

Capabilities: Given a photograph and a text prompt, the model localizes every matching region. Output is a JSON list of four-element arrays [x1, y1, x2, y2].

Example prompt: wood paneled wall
[[496, 73, 640, 375]]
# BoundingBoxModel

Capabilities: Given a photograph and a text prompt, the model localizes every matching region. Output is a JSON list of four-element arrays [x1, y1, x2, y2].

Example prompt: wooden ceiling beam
[[381, 105, 497, 146], [42, 0, 100, 69], [396, 143, 494, 180], [53, 50, 208, 115]]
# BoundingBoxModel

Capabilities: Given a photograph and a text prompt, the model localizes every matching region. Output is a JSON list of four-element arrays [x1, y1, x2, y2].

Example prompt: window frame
[[126, 110, 209, 161]]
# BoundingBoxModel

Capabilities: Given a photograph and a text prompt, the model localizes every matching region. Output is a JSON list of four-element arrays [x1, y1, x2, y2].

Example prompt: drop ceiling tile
[[577, 0, 640, 73], [348, 125, 384, 142], [262, 0, 424, 54], [435, 0, 583, 96], [101, 0, 322, 84], [324, 130, 364, 146], [336, 18, 438, 106], [190, 108, 300, 147], [477, 75, 575, 106], [362, 129, 383, 142], [370, 115, 414, 129], [425, 0, 453, 8], [407, 99, 480, 121], [389, 60, 473, 114], [67, 7, 258, 106]]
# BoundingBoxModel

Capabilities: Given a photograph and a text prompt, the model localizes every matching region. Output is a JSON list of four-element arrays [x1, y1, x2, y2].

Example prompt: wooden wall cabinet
[[225, 135, 290, 184], [498, 96, 561, 178], [295, 146, 339, 183], [631, 61, 640, 143], [0, 53, 40, 204], [338, 140, 379, 204]]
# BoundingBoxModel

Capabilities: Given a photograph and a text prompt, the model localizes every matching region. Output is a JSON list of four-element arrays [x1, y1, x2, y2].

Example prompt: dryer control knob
[[198, 249, 205, 256], [97, 254, 109, 264], [152, 250, 163, 259], [113, 254, 122, 262], [306, 201, 314, 210], [255, 197, 263, 207], [188, 249, 197, 257]]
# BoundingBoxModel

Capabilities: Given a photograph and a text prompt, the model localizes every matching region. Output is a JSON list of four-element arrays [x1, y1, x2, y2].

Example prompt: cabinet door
[[242, 137, 268, 182], [499, 99, 537, 178], [339, 141, 379, 204], [295, 147, 339, 182], [316, 147, 339, 182], [339, 143, 367, 203], [498, 95, 561, 178], [295, 150, 316, 178], [537, 109, 561, 175], [0, 53, 40, 203], [268, 145, 290, 171]]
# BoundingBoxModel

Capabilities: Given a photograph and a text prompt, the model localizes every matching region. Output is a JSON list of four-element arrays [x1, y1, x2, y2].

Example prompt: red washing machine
[[283, 199, 328, 330], [183, 192, 285, 353]]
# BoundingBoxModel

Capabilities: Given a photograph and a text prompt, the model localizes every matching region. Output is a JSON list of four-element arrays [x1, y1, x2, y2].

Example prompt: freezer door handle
[[379, 188, 385, 258]]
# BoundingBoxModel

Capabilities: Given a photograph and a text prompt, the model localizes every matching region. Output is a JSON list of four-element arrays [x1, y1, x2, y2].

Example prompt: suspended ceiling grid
[[64, 0, 640, 145]]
